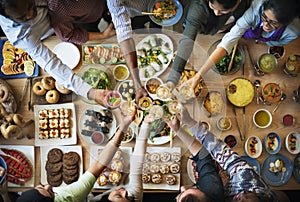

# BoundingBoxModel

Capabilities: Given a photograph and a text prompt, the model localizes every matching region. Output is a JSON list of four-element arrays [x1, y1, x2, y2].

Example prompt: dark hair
[[263, 0, 299, 25], [180, 193, 212, 202], [16, 189, 54, 202], [96, 195, 134, 202], [209, 0, 239, 10]]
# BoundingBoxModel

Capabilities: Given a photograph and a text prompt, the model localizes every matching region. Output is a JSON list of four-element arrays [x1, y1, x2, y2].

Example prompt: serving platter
[[79, 105, 117, 146], [90, 146, 132, 189], [136, 34, 174, 81], [187, 158, 198, 183], [0, 39, 39, 79], [34, 103, 77, 146], [0, 145, 35, 187], [40, 145, 83, 191], [143, 147, 181, 190]]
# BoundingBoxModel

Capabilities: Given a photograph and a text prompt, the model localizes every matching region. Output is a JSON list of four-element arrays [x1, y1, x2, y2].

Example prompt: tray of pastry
[[142, 147, 181, 190], [32, 76, 75, 105], [90, 146, 132, 189]]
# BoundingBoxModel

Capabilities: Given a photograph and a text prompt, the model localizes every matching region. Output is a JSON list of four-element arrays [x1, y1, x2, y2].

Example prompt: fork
[[133, 110, 144, 134]]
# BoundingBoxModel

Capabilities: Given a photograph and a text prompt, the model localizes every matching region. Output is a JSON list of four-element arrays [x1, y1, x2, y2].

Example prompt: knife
[[232, 107, 244, 141], [242, 107, 246, 141], [28, 78, 32, 111], [17, 78, 29, 112]]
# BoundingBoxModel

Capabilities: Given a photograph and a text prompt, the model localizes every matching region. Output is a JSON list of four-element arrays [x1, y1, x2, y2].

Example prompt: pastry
[[171, 152, 181, 162], [109, 171, 122, 184], [160, 152, 171, 162], [151, 173, 162, 184], [203, 91, 224, 115], [150, 153, 160, 162], [150, 164, 160, 174], [97, 174, 109, 186], [165, 174, 176, 185], [159, 164, 169, 174], [110, 159, 124, 172], [169, 163, 180, 174], [142, 174, 151, 183], [113, 150, 123, 160]]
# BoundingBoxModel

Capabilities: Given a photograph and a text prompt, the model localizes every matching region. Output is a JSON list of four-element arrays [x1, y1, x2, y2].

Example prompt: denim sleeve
[[191, 154, 224, 202]]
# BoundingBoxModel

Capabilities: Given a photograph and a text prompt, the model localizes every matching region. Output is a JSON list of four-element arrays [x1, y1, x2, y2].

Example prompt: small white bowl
[[264, 132, 281, 154], [253, 109, 272, 129], [113, 64, 129, 81], [285, 131, 300, 155], [245, 136, 262, 158], [145, 77, 163, 95], [217, 117, 232, 131]]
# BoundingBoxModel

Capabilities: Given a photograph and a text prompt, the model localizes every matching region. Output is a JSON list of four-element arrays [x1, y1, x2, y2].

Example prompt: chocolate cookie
[[47, 148, 63, 163], [63, 173, 79, 185], [47, 172, 62, 187], [63, 166, 78, 176], [63, 152, 80, 166], [46, 161, 63, 174], [63, 163, 78, 170]]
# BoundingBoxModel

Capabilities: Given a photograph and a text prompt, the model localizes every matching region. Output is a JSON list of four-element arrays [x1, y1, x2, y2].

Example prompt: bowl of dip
[[257, 53, 277, 73], [253, 109, 272, 129], [113, 64, 129, 81], [262, 83, 282, 103]]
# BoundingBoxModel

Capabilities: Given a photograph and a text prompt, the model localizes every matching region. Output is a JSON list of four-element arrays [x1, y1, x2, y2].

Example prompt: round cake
[[226, 78, 254, 107]]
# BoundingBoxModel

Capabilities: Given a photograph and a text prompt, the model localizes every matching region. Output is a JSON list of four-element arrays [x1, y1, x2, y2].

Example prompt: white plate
[[147, 135, 172, 145], [52, 42, 80, 69], [79, 105, 117, 146], [90, 146, 132, 189], [143, 147, 181, 191], [40, 145, 83, 191], [187, 159, 198, 184], [34, 103, 77, 146], [0, 145, 35, 187], [136, 34, 174, 81]]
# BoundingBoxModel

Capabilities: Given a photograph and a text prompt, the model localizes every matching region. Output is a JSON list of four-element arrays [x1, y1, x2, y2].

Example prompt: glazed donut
[[41, 77, 55, 90], [55, 81, 71, 94], [0, 85, 9, 102], [33, 81, 46, 96], [13, 114, 24, 126], [46, 90, 60, 104]]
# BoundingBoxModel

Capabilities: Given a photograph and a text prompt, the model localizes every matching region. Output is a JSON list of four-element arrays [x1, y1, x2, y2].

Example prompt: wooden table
[[1, 32, 300, 193]]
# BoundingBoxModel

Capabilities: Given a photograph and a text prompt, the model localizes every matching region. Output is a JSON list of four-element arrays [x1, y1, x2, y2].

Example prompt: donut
[[55, 81, 71, 94], [0, 104, 7, 117], [1, 124, 22, 139], [0, 85, 9, 102], [13, 114, 24, 126], [46, 90, 60, 103], [33, 81, 46, 96], [41, 77, 55, 90]]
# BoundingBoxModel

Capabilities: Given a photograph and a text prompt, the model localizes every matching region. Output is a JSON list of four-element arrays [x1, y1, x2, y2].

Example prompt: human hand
[[134, 87, 148, 104], [165, 115, 180, 132], [166, 81, 175, 92], [88, 88, 109, 107], [102, 23, 116, 38], [143, 114, 156, 124], [119, 104, 137, 130], [0, 178, 10, 202], [177, 105, 196, 127]]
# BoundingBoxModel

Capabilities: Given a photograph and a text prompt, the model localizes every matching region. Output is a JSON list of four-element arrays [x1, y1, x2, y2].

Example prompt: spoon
[[272, 93, 287, 114], [254, 80, 261, 104], [280, 167, 287, 182]]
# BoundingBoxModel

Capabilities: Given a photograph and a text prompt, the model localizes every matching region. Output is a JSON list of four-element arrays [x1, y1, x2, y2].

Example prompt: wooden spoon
[[227, 43, 238, 72]]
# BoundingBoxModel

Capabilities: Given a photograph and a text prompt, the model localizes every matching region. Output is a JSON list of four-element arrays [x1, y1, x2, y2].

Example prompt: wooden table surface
[[1, 31, 299, 193]]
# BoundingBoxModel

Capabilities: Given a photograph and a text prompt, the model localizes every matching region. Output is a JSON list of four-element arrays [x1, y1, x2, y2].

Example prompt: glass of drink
[[148, 105, 164, 120], [120, 100, 136, 116], [177, 83, 195, 102], [167, 100, 182, 115]]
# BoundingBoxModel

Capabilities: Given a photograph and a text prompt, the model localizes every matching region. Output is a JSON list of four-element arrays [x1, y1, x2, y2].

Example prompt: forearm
[[120, 39, 142, 90], [177, 127, 200, 156]]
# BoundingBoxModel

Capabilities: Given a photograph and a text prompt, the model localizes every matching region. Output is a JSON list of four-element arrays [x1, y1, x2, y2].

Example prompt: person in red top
[[48, 0, 116, 45]]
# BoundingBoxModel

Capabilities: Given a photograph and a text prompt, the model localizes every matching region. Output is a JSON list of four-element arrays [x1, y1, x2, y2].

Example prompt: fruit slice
[[24, 61, 35, 76]]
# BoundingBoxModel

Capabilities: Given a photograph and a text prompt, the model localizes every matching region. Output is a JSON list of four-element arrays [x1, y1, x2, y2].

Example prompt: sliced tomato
[[154, 2, 161, 9]]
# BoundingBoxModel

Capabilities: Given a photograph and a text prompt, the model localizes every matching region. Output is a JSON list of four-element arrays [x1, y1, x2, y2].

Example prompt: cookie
[[63, 167, 78, 176], [150, 153, 160, 162], [142, 174, 151, 183], [159, 164, 170, 174], [150, 164, 160, 174], [47, 148, 63, 163], [160, 152, 171, 162], [63, 163, 78, 170], [171, 152, 181, 162], [165, 174, 176, 185], [46, 161, 63, 174], [170, 163, 180, 174], [151, 173, 162, 184], [47, 172, 62, 187], [63, 173, 79, 185], [63, 152, 80, 166]]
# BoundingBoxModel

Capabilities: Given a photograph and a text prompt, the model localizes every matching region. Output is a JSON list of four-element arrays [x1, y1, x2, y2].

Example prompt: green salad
[[215, 53, 242, 74], [81, 68, 110, 89]]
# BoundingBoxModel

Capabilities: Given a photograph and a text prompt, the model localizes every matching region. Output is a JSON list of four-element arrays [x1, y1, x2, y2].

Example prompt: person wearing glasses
[[167, 105, 289, 202], [15, 107, 137, 202], [186, 0, 300, 91], [167, 0, 252, 89], [0, 0, 113, 106], [163, 114, 224, 201]]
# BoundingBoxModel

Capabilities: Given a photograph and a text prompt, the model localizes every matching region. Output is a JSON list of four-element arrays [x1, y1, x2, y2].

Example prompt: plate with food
[[202, 91, 224, 117], [264, 132, 281, 155], [52, 42, 80, 69], [90, 146, 132, 189], [187, 158, 198, 183], [147, 117, 172, 145], [82, 44, 125, 65], [40, 146, 83, 190], [79, 105, 117, 146], [244, 136, 262, 159], [285, 131, 300, 155], [32, 76, 74, 105], [143, 147, 181, 190], [261, 154, 292, 186], [240, 156, 261, 174], [136, 34, 174, 80], [34, 103, 77, 146], [208, 40, 244, 75], [293, 154, 300, 183], [226, 77, 255, 107], [0, 145, 34, 187], [117, 79, 136, 101], [77, 65, 116, 104], [148, 0, 183, 26], [0, 39, 39, 78]]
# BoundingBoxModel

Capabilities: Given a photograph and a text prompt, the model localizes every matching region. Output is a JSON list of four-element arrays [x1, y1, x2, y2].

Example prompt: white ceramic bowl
[[217, 117, 232, 131], [144, 77, 163, 95], [253, 109, 272, 129], [244, 136, 262, 158], [113, 64, 129, 81], [264, 132, 281, 154], [285, 131, 300, 154]]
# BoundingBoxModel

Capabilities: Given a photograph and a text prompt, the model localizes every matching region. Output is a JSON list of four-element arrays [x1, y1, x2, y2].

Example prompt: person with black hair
[[186, 0, 300, 91], [0, 0, 114, 106], [167, 0, 252, 89], [15, 107, 137, 202], [167, 105, 289, 202]]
